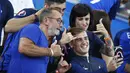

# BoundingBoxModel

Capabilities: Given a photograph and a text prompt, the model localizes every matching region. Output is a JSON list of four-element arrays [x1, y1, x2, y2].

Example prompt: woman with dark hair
[[69, 3, 93, 31]]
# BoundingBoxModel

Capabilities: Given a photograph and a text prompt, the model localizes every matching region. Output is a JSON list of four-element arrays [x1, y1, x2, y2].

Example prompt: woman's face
[[75, 13, 90, 31]]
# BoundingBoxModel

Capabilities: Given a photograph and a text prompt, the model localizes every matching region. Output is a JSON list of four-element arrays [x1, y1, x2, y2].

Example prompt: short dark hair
[[69, 3, 93, 30], [45, 0, 66, 6], [68, 27, 84, 37], [39, 8, 56, 23], [92, 10, 111, 36]]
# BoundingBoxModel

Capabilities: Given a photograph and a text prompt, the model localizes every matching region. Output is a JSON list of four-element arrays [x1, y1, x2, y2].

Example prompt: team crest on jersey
[[17, 10, 26, 16]]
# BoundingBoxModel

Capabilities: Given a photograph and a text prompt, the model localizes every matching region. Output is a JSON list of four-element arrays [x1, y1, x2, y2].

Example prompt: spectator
[[80, 0, 128, 20], [0, 0, 14, 54], [5, 0, 66, 33], [7, 8, 63, 73], [114, 15, 130, 73], [67, 27, 122, 73]]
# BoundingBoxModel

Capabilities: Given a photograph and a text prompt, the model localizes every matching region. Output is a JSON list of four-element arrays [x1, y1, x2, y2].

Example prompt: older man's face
[[47, 10, 63, 36]]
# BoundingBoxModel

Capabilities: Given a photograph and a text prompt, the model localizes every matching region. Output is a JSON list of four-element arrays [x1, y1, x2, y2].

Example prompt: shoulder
[[21, 24, 40, 33], [24, 24, 39, 29], [115, 28, 129, 38]]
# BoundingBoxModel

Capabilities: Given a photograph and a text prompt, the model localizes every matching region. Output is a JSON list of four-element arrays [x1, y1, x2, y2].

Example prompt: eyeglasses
[[48, 17, 64, 25]]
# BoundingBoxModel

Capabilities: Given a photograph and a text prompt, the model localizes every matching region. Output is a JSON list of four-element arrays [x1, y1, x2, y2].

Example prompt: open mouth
[[82, 24, 87, 28]]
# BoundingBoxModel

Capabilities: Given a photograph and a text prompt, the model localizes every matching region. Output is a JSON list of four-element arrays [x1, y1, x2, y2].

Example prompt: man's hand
[[60, 28, 77, 45], [56, 57, 71, 73], [107, 55, 123, 72], [35, 7, 45, 17], [50, 40, 64, 57]]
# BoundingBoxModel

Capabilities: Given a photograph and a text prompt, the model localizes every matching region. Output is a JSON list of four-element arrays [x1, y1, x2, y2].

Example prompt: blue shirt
[[114, 28, 130, 73], [0, 0, 14, 42], [68, 55, 107, 73], [0, 8, 38, 71], [80, 0, 120, 20], [7, 24, 49, 73]]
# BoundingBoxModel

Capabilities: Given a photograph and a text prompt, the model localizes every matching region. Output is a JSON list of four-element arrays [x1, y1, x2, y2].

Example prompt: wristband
[[104, 37, 111, 45], [33, 14, 39, 22]]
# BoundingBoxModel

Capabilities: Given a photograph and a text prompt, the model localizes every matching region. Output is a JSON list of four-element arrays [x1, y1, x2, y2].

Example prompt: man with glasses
[[0, 0, 66, 73], [7, 8, 64, 73]]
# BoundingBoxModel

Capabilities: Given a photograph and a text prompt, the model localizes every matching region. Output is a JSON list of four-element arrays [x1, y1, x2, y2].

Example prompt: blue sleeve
[[14, 9, 31, 18], [20, 24, 41, 44], [14, 10, 28, 18], [114, 31, 122, 46]]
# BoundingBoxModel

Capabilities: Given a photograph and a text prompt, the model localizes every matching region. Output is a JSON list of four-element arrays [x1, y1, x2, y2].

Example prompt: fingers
[[72, 37, 77, 40], [61, 52, 64, 56], [99, 18, 103, 24], [59, 59, 68, 67], [52, 40, 57, 45], [117, 61, 123, 67], [59, 57, 64, 63], [117, 58, 123, 62], [68, 63, 72, 69], [67, 33, 74, 39], [63, 28, 67, 35], [93, 31, 102, 34]]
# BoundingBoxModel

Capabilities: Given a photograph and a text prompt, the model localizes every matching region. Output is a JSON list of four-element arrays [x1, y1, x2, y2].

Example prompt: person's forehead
[[84, 13, 90, 18], [51, 10, 62, 18], [77, 13, 90, 18], [75, 31, 88, 39]]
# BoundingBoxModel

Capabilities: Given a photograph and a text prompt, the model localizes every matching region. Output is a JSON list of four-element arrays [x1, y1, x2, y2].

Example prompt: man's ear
[[44, 3, 49, 8], [43, 17, 49, 26]]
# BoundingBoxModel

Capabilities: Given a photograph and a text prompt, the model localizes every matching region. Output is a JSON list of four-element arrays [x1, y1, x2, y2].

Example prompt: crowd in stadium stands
[[0, 0, 130, 73]]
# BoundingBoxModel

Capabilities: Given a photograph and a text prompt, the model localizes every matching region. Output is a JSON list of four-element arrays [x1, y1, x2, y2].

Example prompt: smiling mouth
[[82, 24, 87, 27]]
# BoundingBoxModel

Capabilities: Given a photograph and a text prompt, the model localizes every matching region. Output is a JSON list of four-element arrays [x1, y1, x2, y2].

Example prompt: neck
[[76, 52, 89, 57], [82, 53, 89, 57]]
